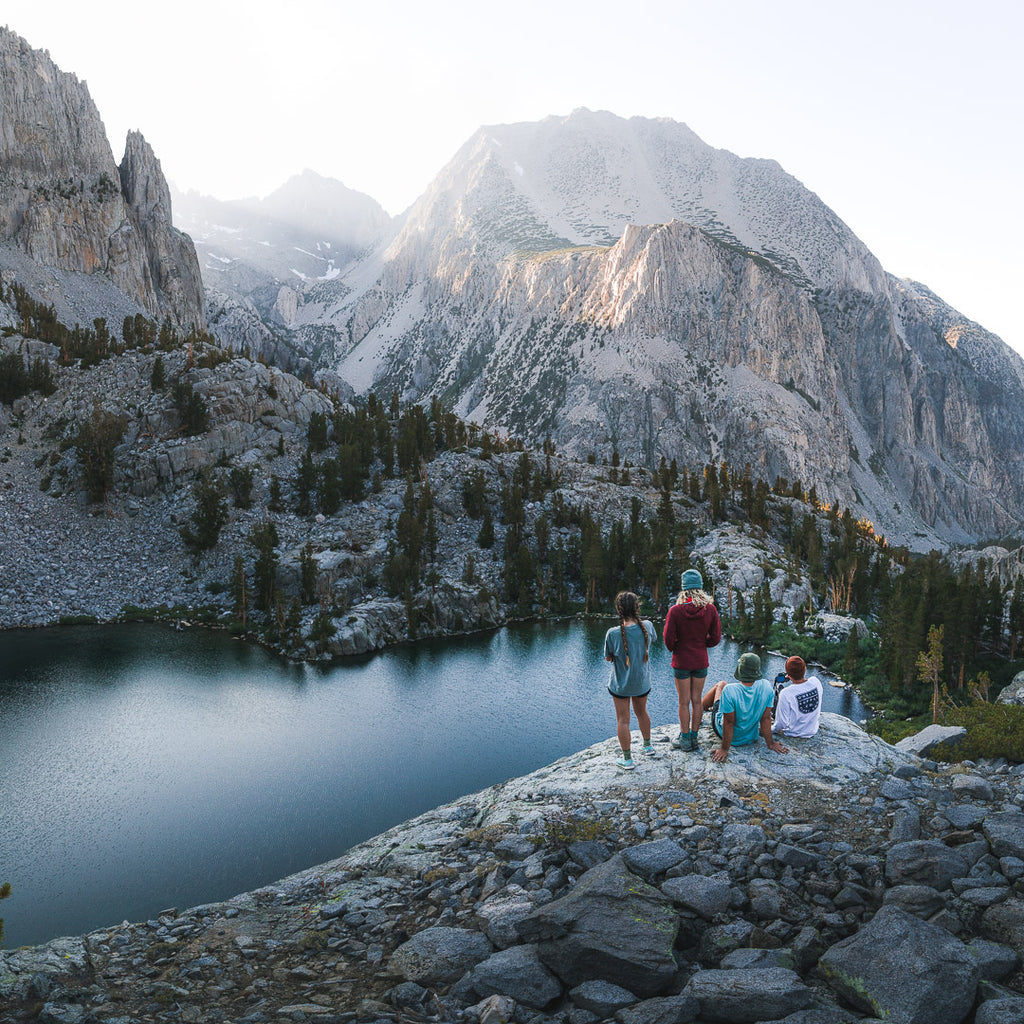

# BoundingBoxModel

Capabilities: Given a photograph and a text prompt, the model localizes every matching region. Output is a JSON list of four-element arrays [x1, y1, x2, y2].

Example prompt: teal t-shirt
[[717, 678, 774, 746], [604, 621, 656, 697]]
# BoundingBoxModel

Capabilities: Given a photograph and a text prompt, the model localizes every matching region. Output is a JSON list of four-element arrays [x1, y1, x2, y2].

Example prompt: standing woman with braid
[[663, 569, 722, 751], [604, 591, 658, 770]]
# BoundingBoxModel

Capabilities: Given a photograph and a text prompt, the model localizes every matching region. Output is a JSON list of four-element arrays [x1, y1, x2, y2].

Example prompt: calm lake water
[[0, 621, 867, 948]]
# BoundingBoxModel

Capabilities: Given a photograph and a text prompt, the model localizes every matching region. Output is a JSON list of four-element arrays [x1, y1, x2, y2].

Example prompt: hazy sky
[[5, 1, 1023, 355]]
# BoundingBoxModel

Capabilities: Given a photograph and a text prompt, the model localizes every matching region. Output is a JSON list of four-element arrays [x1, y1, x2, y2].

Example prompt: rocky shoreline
[[4, 714, 1024, 1024]]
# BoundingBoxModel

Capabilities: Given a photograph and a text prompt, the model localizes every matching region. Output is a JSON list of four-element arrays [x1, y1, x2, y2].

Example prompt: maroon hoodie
[[663, 599, 722, 670]]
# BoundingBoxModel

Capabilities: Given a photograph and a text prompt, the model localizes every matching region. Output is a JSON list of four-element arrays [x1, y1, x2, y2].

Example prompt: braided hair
[[614, 591, 649, 668]]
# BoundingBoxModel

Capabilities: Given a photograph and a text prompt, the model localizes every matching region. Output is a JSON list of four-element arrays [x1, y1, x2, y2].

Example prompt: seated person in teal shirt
[[701, 653, 789, 763]]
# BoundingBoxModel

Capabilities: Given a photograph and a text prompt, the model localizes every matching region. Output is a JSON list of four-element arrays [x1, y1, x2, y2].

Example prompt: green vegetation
[[533, 811, 613, 847], [74, 404, 127, 502], [934, 701, 1024, 763], [180, 471, 229, 553], [171, 379, 209, 435]]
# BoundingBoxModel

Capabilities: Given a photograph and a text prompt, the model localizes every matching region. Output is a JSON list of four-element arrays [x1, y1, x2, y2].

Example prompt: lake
[[0, 621, 867, 948]]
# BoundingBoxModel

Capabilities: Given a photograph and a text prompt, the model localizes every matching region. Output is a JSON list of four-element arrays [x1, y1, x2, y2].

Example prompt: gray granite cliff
[[0, 27, 204, 329]]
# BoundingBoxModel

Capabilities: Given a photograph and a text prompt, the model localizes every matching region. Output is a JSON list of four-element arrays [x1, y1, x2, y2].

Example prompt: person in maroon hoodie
[[663, 569, 722, 751]]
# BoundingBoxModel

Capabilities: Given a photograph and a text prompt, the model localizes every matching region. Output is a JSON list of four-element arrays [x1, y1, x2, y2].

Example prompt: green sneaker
[[670, 731, 686, 750], [615, 755, 635, 770], [688, 731, 699, 751], [641, 743, 657, 757]]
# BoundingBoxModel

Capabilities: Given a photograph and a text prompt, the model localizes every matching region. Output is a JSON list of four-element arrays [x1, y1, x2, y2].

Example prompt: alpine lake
[[0, 620, 868, 948]]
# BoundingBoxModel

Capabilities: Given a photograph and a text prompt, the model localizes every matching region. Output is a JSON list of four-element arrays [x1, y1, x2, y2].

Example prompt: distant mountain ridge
[[307, 109, 1024, 546], [172, 171, 390, 371], [2, 25, 1021, 548]]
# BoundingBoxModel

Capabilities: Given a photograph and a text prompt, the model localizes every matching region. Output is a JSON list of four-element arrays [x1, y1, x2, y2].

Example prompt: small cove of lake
[[0, 621, 867, 948]]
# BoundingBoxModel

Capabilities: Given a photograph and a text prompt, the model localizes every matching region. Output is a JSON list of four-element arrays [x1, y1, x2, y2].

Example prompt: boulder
[[889, 806, 922, 843], [772, 843, 820, 870], [885, 840, 968, 890], [570, 979, 639, 1015], [882, 884, 947, 919], [516, 855, 679, 998], [683, 967, 811, 1023], [895, 725, 966, 757], [754, 1009, 858, 1024], [981, 898, 1024, 954], [747, 879, 812, 923], [699, 921, 756, 965], [721, 824, 766, 856], [964, 938, 1019, 982], [389, 926, 493, 984], [995, 670, 1024, 707], [975, 998, 1024, 1024], [468, 994, 517, 1024], [983, 812, 1024, 860], [661, 873, 733, 920], [819, 906, 978, 1024], [951, 775, 994, 801], [720, 948, 796, 971], [615, 994, 702, 1024], [622, 839, 689, 880], [476, 885, 537, 949], [458, 944, 562, 1009]]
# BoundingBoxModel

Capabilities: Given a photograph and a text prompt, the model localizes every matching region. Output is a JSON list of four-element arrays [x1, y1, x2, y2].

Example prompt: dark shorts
[[610, 689, 651, 700], [674, 667, 708, 680], [711, 698, 724, 738]]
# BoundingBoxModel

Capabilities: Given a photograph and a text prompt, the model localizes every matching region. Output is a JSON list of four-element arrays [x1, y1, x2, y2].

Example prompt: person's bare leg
[[633, 695, 651, 744], [702, 680, 726, 712], [613, 696, 632, 754], [688, 678, 704, 732]]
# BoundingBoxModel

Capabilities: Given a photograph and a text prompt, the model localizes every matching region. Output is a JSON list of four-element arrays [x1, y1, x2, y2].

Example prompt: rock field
[[4, 714, 1024, 1024]]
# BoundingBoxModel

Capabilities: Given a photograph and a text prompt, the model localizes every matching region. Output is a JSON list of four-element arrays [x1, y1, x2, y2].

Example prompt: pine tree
[[917, 624, 945, 724], [268, 474, 283, 512], [294, 451, 316, 515], [307, 411, 329, 452], [250, 521, 279, 613], [229, 465, 254, 509], [74, 404, 127, 502], [300, 543, 318, 604], [477, 505, 494, 549], [231, 554, 247, 626], [180, 471, 228, 553], [843, 627, 859, 681]]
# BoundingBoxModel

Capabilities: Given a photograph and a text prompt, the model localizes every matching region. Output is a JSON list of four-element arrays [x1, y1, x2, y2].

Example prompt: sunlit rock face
[[318, 110, 1024, 546], [0, 27, 204, 329]]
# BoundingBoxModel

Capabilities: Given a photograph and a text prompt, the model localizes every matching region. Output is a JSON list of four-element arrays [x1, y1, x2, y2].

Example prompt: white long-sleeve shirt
[[773, 677, 823, 738]]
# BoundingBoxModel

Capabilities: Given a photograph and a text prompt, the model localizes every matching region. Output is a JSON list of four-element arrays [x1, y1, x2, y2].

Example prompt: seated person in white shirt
[[772, 656, 823, 739]]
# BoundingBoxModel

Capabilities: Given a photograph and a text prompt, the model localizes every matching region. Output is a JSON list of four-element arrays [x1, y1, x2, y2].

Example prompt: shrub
[[532, 811, 612, 847], [932, 701, 1024, 764]]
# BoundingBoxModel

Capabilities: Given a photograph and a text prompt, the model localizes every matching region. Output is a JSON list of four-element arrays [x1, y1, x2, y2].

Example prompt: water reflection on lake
[[0, 621, 867, 947]]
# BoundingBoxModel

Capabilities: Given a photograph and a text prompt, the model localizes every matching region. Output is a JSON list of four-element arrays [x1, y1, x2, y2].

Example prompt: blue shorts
[[610, 689, 651, 700], [674, 667, 708, 680]]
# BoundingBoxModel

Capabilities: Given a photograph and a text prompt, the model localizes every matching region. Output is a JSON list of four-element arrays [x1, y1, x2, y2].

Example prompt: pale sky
[[5, 1, 1023, 356]]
